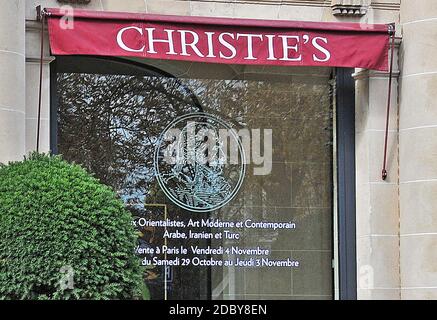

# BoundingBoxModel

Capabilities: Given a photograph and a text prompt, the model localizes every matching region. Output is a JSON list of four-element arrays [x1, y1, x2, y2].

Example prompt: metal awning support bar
[[382, 23, 396, 180], [36, 6, 48, 153]]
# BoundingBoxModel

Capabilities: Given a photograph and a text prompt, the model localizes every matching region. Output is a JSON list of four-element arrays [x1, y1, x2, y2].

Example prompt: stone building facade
[[0, 0, 436, 300]]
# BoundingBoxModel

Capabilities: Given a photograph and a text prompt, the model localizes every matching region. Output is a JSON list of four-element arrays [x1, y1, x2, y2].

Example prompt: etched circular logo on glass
[[154, 113, 246, 212]]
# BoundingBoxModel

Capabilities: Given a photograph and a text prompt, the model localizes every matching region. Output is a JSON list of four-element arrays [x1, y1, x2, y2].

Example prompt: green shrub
[[0, 153, 143, 299]]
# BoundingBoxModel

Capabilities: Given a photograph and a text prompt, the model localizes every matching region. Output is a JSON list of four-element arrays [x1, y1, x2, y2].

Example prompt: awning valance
[[45, 8, 391, 71]]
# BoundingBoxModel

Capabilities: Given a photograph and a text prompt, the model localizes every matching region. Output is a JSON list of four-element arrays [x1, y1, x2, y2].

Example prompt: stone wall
[[399, 0, 437, 300], [0, 0, 25, 164], [0, 0, 403, 300]]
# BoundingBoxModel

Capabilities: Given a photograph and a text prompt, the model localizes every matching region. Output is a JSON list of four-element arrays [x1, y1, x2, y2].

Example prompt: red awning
[[45, 8, 391, 71]]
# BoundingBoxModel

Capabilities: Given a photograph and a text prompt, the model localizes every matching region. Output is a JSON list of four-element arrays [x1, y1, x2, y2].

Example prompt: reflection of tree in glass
[[58, 73, 202, 205], [57, 71, 333, 300], [58, 73, 331, 204]]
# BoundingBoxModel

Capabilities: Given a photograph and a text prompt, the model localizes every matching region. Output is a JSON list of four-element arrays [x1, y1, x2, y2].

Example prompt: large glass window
[[54, 58, 334, 300]]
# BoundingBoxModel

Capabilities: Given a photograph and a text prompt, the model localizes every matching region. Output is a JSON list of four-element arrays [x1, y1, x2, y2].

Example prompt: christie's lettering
[[47, 9, 391, 70], [116, 26, 331, 64]]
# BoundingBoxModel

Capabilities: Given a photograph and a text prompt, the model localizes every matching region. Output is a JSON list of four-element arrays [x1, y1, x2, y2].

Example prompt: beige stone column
[[399, 1, 437, 299], [0, 0, 25, 164], [354, 40, 401, 299]]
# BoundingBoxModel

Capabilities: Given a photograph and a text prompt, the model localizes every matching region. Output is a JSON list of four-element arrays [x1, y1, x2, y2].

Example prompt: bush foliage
[[0, 153, 142, 299]]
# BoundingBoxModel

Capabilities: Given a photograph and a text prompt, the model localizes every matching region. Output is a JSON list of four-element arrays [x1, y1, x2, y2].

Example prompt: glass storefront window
[[55, 58, 334, 300]]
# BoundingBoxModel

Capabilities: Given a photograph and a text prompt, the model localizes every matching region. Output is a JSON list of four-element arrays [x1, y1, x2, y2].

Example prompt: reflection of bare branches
[[58, 72, 332, 208]]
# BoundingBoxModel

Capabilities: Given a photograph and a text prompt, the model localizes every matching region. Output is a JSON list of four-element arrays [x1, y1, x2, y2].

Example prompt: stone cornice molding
[[331, 0, 369, 16], [56, 0, 91, 4], [353, 69, 400, 80], [26, 1, 402, 20]]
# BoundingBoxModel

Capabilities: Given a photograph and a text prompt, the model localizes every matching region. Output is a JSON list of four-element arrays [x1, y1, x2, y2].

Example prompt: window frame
[[49, 56, 357, 300]]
